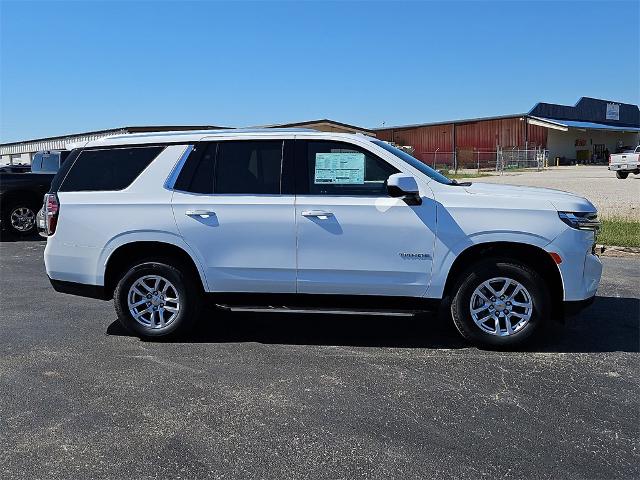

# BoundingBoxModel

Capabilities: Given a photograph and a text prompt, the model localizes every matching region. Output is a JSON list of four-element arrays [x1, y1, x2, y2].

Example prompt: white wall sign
[[606, 103, 620, 121]]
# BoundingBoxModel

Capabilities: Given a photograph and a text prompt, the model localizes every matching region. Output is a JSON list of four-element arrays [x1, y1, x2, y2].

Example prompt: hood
[[464, 182, 597, 213]]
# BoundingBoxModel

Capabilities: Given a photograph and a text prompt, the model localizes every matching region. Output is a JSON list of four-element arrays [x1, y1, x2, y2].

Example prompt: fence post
[[476, 149, 480, 173], [433, 147, 439, 169]]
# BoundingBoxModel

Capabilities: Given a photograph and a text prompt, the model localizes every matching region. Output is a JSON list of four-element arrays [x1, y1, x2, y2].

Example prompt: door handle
[[301, 210, 334, 218], [185, 209, 216, 217]]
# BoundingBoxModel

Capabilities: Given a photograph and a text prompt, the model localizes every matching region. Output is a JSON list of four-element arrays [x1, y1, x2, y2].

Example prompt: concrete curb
[[598, 245, 640, 257]]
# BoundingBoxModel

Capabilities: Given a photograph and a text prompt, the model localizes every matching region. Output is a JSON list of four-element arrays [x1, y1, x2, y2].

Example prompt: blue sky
[[1, 0, 638, 142]]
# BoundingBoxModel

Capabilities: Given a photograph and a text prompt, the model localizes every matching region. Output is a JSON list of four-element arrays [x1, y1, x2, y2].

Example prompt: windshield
[[371, 140, 453, 185]]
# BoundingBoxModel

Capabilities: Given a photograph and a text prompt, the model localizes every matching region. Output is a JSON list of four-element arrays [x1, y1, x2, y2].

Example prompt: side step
[[216, 304, 417, 317]]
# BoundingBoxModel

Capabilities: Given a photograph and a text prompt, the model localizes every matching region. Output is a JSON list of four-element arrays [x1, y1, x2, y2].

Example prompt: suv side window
[[59, 146, 164, 192], [215, 141, 283, 194], [174, 140, 285, 195], [298, 141, 399, 196], [174, 143, 216, 194]]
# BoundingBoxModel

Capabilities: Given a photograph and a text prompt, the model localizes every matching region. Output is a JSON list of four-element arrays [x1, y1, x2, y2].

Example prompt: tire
[[450, 258, 550, 349], [114, 260, 202, 339], [2, 201, 39, 236], [616, 171, 629, 179]]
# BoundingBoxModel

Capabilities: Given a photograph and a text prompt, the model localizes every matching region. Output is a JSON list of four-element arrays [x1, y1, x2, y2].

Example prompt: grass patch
[[598, 218, 640, 247], [439, 169, 494, 180]]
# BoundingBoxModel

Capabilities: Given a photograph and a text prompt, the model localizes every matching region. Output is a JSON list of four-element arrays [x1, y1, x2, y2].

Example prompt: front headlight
[[558, 211, 600, 232]]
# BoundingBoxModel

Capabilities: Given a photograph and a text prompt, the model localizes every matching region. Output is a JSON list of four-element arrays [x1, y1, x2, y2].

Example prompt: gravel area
[[474, 166, 639, 220]]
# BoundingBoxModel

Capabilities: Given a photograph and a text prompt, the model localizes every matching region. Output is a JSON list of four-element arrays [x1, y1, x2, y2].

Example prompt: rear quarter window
[[58, 146, 164, 192]]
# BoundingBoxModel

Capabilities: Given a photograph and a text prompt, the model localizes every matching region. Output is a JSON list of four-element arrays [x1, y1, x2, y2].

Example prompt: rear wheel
[[450, 258, 550, 348], [114, 260, 202, 338], [616, 171, 629, 179]]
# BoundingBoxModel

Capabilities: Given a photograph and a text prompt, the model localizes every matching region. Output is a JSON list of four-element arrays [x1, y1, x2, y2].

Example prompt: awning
[[528, 116, 640, 132]]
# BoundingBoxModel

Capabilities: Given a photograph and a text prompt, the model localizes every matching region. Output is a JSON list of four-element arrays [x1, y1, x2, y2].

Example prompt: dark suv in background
[[0, 150, 71, 236]]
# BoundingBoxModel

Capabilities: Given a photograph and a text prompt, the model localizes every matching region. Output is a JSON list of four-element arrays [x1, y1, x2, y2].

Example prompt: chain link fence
[[415, 147, 548, 174]]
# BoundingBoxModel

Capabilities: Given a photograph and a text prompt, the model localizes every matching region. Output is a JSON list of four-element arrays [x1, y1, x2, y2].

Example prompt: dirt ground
[[474, 166, 639, 220]]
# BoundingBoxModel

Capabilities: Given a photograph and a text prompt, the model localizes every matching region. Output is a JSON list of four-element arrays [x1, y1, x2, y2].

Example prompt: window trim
[[294, 139, 399, 197]]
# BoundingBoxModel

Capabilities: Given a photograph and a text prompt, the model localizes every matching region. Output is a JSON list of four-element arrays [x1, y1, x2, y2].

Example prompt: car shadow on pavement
[[0, 232, 44, 242], [106, 295, 639, 353]]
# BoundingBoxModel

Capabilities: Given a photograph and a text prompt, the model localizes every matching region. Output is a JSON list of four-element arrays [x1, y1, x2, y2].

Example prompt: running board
[[216, 304, 416, 317]]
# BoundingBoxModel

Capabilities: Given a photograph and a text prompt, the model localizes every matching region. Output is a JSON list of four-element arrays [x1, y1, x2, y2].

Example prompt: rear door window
[[214, 141, 283, 194], [59, 146, 164, 192]]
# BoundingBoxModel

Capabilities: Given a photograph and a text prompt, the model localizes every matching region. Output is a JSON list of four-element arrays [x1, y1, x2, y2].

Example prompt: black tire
[[450, 258, 550, 349], [114, 260, 202, 339], [2, 201, 39, 236], [616, 171, 629, 179]]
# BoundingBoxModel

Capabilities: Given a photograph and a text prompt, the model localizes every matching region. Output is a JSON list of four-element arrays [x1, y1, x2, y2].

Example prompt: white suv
[[43, 129, 602, 348]]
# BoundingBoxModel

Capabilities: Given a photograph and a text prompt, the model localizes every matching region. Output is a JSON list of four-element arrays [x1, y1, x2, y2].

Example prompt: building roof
[[0, 120, 373, 155], [529, 97, 639, 128], [529, 117, 640, 133], [256, 119, 375, 134], [0, 125, 232, 155], [376, 97, 640, 132], [374, 113, 527, 131]]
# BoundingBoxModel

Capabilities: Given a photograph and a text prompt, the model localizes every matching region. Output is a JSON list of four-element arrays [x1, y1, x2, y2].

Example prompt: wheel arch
[[442, 241, 564, 315], [103, 241, 206, 300]]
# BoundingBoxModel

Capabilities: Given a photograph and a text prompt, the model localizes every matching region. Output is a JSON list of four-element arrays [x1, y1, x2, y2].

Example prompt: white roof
[[84, 128, 375, 148]]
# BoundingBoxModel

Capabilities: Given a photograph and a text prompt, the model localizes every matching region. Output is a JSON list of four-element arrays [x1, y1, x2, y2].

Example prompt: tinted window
[[40, 154, 60, 173], [59, 146, 164, 192], [49, 149, 82, 193], [303, 141, 399, 196], [174, 143, 216, 194], [215, 141, 283, 194]]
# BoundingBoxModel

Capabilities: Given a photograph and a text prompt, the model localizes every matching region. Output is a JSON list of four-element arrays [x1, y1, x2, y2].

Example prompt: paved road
[[0, 240, 638, 479], [474, 166, 640, 220]]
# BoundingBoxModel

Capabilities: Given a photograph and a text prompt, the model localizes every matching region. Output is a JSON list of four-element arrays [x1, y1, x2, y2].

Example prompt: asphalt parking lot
[[0, 239, 638, 480]]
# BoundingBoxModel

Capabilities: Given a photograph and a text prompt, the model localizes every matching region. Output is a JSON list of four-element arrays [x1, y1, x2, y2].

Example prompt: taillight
[[608, 154, 611, 164], [44, 193, 59, 236]]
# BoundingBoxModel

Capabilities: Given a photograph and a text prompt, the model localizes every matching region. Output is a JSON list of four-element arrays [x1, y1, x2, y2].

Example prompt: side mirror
[[387, 173, 422, 205]]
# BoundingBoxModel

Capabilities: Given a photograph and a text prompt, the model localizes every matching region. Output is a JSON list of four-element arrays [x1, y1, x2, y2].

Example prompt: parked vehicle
[[0, 150, 71, 235], [609, 146, 640, 179], [43, 130, 602, 348], [0, 164, 31, 174]]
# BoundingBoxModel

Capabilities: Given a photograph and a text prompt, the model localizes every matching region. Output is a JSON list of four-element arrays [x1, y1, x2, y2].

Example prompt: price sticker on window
[[314, 152, 365, 184]]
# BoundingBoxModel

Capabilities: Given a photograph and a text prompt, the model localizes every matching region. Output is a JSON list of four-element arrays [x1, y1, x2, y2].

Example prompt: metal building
[[0, 120, 373, 165], [375, 97, 640, 169], [0, 125, 229, 165]]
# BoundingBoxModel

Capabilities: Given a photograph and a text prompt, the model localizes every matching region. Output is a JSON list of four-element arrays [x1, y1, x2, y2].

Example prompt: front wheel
[[450, 259, 550, 348], [616, 171, 629, 179], [114, 260, 202, 338]]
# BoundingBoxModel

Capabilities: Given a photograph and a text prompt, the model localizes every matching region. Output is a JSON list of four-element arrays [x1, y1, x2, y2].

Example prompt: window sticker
[[314, 152, 365, 184]]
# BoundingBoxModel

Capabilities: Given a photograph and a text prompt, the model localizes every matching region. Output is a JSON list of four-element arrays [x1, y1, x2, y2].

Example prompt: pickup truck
[[0, 150, 70, 236], [609, 146, 640, 179]]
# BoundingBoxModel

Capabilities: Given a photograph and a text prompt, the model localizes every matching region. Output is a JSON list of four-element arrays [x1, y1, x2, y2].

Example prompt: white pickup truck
[[609, 146, 640, 179]]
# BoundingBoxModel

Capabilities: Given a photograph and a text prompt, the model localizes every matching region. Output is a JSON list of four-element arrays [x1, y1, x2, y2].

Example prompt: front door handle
[[185, 209, 216, 217], [301, 210, 334, 218]]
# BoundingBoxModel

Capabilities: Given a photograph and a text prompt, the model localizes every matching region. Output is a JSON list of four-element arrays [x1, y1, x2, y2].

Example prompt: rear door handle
[[301, 210, 333, 218], [185, 209, 216, 217]]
